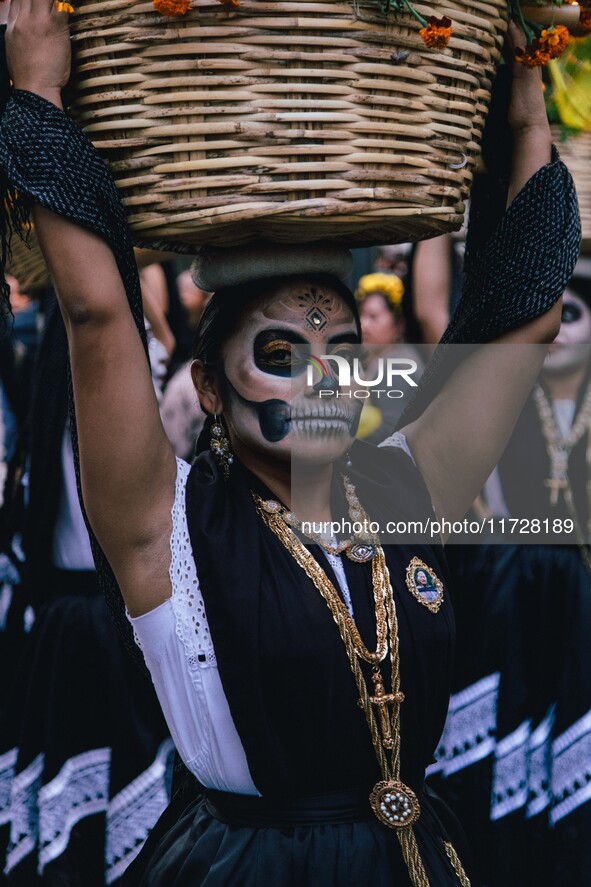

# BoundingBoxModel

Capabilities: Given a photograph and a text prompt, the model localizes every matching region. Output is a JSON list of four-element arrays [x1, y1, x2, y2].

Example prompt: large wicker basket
[[552, 128, 591, 246], [69, 0, 507, 248]]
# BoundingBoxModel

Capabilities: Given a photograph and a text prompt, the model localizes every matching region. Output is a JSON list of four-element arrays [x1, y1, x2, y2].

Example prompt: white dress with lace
[[130, 440, 411, 796], [129, 459, 260, 796]]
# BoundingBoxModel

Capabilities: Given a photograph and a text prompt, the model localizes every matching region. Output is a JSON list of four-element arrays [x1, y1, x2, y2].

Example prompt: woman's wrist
[[506, 123, 552, 206], [12, 85, 64, 110]]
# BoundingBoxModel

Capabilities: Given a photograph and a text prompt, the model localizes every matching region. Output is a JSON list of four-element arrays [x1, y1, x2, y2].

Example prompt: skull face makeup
[[219, 279, 363, 465], [545, 291, 591, 376]]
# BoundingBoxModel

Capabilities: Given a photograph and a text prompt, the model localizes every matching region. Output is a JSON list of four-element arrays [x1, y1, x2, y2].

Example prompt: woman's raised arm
[[5, 0, 177, 616], [402, 24, 580, 530]]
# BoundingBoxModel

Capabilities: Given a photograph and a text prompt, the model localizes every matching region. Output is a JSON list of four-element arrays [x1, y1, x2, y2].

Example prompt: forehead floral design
[[273, 287, 350, 335]]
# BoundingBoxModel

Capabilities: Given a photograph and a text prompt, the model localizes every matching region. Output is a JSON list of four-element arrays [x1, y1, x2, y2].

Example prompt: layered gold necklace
[[534, 382, 591, 572], [254, 479, 470, 887]]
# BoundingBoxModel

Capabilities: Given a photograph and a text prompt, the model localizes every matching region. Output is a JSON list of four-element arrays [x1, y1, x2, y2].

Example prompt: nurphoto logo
[[305, 353, 418, 399]]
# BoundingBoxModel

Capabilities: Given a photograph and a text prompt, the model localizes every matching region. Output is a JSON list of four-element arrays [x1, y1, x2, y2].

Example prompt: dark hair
[[192, 273, 361, 367]]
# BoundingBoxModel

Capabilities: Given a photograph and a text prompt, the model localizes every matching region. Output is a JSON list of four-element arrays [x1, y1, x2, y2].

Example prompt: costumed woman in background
[[0, 2, 580, 886], [429, 260, 591, 887], [0, 18, 176, 872], [355, 272, 425, 444], [0, 286, 174, 886]]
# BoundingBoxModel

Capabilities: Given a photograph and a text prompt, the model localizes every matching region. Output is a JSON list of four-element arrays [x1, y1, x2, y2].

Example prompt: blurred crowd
[[0, 232, 590, 886]]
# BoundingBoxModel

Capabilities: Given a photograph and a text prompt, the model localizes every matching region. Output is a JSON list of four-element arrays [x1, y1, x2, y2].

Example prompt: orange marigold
[[515, 45, 551, 67], [154, 0, 191, 15], [419, 15, 453, 49], [538, 24, 570, 58], [515, 25, 570, 67], [55, 1, 75, 10]]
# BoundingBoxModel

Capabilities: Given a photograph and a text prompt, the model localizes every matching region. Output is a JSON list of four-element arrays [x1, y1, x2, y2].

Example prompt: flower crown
[[355, 273, 405, 314]]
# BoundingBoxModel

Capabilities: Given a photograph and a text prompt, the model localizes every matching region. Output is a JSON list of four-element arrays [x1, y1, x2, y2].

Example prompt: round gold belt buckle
[[369, 780, 421, 829]]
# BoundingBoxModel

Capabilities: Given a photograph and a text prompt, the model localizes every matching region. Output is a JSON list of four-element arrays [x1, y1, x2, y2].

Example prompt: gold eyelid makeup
[[258, 339, 294, 356]]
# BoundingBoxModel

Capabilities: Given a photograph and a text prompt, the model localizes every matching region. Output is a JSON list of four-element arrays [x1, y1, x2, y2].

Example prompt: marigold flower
[[515, 25, 570, 67], [514, 45, 550, 67], [55, 1, 75, 11], [154, 0, 191, 15], [538, 24, 570, 59], [419, 16, 453, 49]]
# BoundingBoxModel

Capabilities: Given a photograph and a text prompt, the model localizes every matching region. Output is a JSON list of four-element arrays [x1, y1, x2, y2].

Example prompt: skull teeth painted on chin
[[258, 399, 361, 442], [290, 405, 360, 437]]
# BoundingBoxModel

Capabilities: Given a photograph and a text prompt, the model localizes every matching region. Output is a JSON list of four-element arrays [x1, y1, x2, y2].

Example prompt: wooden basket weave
[[552, 128, 591, 244], [69, 0, 507, 248]]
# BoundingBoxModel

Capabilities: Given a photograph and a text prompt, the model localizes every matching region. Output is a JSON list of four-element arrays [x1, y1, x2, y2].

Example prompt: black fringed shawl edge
[[396, 145, 581, 428], [0, 87, 581, 669]]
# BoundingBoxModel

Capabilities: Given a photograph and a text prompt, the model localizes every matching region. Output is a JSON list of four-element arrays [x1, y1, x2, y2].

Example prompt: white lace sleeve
[[169, 458, 217, 672], [127, 458, 266, 795], [377, 430, 416, 465]]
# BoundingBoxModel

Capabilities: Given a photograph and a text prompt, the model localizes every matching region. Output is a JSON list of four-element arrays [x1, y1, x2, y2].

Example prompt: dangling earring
[[343, 451, 353, 469], [210, 414, 234, 480]]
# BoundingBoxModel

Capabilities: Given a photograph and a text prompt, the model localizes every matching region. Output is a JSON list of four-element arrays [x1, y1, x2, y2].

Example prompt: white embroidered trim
[[526, 705, 555, 820], [5, 752, 44, 874], [323, 552, 355, 619], [377, 431, 416, 465], [0, 747, 17, 826], [551, 709, 591, 824], [105, 738, 175, 884], [427, 672, 499, 778], [37, 748, 111, 873], [169, 458, 217, 679], [490, 720, 531, 821]]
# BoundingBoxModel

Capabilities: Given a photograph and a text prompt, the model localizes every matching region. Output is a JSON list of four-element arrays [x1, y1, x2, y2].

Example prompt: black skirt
[[124, 781, 473, 887], [0, 569, 173, 886]]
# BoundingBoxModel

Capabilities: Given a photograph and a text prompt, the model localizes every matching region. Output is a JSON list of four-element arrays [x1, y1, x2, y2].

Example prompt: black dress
[[0, 298, 174, 886], [428, 387, 591, 887], [124, 440, 472, 886]]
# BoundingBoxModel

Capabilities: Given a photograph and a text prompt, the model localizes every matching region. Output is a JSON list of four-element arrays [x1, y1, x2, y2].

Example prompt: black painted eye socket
[[255, 340, 307, 376], [561, 303, 583, 324]]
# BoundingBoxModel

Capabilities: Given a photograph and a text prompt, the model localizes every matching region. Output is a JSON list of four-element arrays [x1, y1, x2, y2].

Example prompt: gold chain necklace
[[534, 382, 591, 573], [254, 482, 471, 887]]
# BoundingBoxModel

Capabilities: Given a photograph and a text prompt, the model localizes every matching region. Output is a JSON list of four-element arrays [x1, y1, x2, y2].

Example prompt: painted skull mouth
[[291, 408, 355, 422]]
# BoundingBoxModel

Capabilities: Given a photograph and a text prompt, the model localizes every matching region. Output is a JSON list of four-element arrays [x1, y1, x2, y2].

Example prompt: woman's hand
[[506, 22, 550, 135], [6, 0, 72, 108], [504, 21, 552, 204]]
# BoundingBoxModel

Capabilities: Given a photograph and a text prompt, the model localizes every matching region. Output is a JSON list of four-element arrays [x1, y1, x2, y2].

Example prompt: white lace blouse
[[129, 459, 259, 795], [130, 436, 413, 795]]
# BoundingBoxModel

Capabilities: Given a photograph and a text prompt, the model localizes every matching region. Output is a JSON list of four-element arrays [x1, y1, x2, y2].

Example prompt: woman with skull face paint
[[432, 261, 591, 887], [0, 3, 582, 886]]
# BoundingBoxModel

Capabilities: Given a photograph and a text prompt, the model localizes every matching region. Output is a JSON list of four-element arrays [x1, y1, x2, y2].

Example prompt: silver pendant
[[347, 543, 376, 563]]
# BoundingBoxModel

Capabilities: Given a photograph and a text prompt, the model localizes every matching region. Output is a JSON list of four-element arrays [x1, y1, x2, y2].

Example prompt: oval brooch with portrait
[[405, 557, 444, 614]]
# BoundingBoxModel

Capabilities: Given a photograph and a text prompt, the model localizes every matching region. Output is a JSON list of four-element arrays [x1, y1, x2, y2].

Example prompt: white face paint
[[545, 290, 591, 376], [219, 279, 362, 465]]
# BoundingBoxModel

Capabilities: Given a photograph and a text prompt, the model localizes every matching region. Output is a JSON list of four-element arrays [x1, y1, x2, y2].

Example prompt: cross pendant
[[545, 476, 567, 507], [369, 671, 404, 750]]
